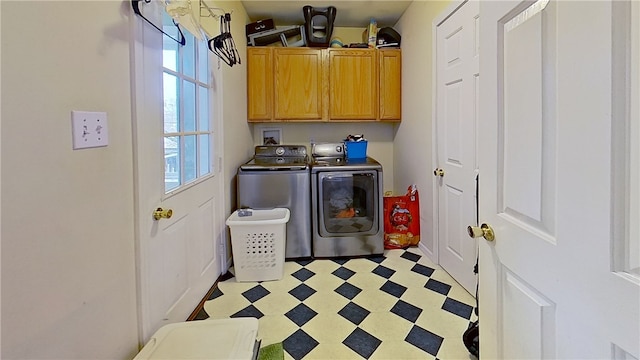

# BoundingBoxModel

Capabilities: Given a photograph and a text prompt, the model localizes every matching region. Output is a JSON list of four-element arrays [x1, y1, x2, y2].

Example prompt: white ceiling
[[240, 1, 412, 28]]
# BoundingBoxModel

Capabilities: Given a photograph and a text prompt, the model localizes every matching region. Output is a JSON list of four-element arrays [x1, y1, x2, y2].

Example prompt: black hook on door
[[132, 0, 186, 46]]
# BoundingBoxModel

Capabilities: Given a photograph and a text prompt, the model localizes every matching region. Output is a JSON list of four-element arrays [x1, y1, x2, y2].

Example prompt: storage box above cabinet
[[246, 47, 401, 122]]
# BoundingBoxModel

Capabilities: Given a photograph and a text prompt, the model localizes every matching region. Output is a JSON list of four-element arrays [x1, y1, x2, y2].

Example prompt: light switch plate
[[71, 111, 108, 149]]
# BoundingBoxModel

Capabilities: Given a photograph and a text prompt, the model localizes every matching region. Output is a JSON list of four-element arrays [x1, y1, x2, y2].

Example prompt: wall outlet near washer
[[71, 111, 109, 149]]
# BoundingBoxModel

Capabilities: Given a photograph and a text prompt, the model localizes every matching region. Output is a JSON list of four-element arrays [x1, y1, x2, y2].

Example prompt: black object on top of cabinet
[[303, 5, 337, 47]]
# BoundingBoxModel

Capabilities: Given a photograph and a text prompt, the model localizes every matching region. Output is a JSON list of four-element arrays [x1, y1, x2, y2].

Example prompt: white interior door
[[435, 0, 480, 294], [130, 2, 223, 342], [478, 1, 640, 358]]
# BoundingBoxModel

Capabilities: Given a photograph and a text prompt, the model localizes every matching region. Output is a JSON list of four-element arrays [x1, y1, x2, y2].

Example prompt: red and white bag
[[383, 185, 421, 249]]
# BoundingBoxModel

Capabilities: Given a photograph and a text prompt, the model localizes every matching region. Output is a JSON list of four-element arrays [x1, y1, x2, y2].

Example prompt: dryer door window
[[317, 171, 379, 237]]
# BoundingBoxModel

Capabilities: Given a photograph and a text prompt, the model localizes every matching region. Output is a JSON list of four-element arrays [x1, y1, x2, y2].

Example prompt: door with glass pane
[[131, 6, 223, 342]]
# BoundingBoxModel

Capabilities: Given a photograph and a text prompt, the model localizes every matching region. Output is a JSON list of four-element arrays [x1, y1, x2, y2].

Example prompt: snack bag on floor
[[383, 185, 420, 249]]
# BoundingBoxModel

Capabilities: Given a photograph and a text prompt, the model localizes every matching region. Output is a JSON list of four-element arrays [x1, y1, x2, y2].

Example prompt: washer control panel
[[255, 145, 307, 158]]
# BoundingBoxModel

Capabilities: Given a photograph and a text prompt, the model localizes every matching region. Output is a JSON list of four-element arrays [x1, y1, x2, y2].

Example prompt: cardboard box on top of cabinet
[[383, 185, 420, 249], [362, 18, 377, 48]]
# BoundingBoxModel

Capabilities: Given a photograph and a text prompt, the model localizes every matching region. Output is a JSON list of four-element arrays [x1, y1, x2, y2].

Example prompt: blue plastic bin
[[345, 141, 367, 159]]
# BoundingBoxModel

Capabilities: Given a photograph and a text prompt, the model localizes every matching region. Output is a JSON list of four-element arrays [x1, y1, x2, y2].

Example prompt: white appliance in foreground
[[134, 318, 259, 359]]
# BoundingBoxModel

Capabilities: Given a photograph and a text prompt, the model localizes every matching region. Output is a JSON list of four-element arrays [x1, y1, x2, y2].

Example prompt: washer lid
[[134, 318, 259, 360]]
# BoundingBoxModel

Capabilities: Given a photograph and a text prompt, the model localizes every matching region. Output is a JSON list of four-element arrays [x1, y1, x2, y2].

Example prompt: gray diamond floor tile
[[342, 327, 382, 358], [405, 324, 444, 356], [367, 255, 386, 264], [442, 297, 474, 319], [411, 263, 436, 277], [334, 282, 362, 300], [292, 268, 315, 282], [372, 264, 396, 279], [338, 301, 370, 325], [390, 299, 422, 323], [401, 251, 422, 262], [289, 283, 316, 301], [242, 285, 270, 302], [425, 278, 452, 296], [283, 329, 319, 360], [285, 303, 317, 327], [332, 266, 356, 280], [380, 280, 407, 298], [230, 304, 264, 319]]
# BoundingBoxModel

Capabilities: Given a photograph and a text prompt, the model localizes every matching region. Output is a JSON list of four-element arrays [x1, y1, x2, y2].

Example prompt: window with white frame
[[162, 13, 213, 193]]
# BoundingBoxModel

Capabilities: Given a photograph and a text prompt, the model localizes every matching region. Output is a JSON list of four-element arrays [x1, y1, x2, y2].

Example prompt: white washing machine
[[237, 145, 312, 259]]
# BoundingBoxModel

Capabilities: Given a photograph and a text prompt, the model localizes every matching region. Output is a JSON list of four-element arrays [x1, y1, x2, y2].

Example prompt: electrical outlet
[[71, 111, 108, 149]]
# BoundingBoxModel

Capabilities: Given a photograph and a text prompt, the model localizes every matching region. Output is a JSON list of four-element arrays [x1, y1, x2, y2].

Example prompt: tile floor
[[194, 248, 477, 359]]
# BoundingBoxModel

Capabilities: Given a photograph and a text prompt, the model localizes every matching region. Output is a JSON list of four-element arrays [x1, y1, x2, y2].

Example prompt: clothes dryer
[[310, 143, 384, 257]]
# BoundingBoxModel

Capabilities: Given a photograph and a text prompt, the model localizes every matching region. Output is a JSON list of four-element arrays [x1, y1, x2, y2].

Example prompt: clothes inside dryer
[[320, 172, 376, 234]]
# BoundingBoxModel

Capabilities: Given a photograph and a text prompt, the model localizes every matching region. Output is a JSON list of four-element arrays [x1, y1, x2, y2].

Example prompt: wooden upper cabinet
[[328, 49, 377, 120], [273, 48, 324, 120], [247, 47, 273, 121], [247, 47, 401, 122], [379, 49, 401, 121]]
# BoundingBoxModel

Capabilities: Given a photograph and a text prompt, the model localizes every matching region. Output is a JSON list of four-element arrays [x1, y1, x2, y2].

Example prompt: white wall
[[1, 1, 138, 358], [393, 0, 450, 258], [253, 123, 395, 193]]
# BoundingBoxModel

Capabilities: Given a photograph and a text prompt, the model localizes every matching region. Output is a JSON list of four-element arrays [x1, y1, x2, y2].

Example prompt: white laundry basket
[[226, 208, 290, 282]]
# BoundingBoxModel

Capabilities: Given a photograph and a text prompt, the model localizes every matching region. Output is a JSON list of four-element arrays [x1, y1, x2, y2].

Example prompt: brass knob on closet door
[[467, 223, 495, 242], [434, 168, 445, 177], [153, 208, 173, 220]]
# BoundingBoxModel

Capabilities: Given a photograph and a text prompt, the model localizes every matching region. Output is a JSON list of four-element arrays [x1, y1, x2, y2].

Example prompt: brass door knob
[[467, 223, 495, 242], [434, 168, 445, 177], [153, 207, 173, 220]]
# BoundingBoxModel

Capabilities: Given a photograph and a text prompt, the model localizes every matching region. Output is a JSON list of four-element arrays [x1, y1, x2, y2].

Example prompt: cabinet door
[[379, 49, 401, 121], [329, 49, 377, 120], [274, 48, 324, 120], [247, 48, 273, 121]]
